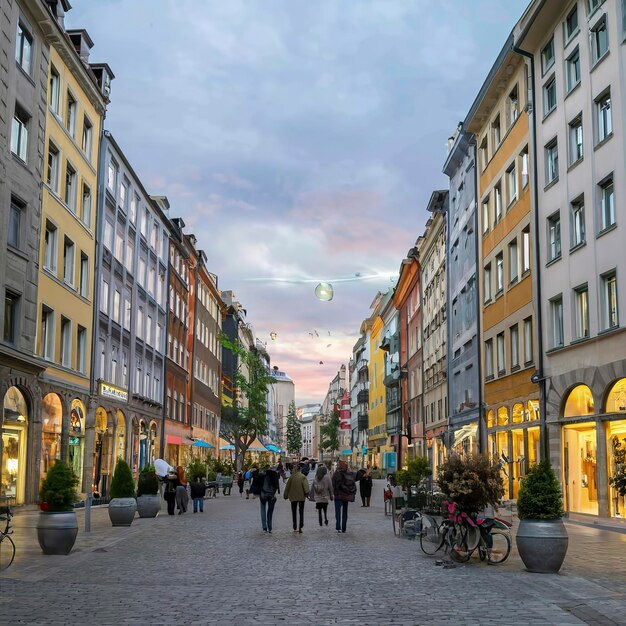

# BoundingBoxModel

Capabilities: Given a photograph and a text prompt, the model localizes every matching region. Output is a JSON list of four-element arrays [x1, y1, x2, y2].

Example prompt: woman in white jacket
[[309, 465, 334, 526]]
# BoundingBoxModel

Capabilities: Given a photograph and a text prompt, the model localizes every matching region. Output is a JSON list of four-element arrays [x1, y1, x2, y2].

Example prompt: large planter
[[516, 518, 568, 573], [37, 511, 78, 555], [108, 497, 137, 526], [136, 494, 160, 518]]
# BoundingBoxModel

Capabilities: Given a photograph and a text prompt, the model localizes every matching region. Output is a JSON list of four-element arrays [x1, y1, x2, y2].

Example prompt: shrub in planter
[[108, 458, 137, 526], [516, 460, 567, 573], [396, 457, 431, 491], [136, 465, 161, 518], [37, 461, 79, 555], [437, 454, 504, 515], [186, 458, 207, 483]]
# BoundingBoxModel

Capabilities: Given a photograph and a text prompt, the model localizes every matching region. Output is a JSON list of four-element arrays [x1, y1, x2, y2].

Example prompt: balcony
[[358, 413, 369, 430], [356, 358, 369, 373], [357, 389, 369, 404]]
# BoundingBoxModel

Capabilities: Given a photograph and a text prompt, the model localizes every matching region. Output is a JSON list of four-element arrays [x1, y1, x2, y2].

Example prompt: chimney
[[46, 0, 71, 28]]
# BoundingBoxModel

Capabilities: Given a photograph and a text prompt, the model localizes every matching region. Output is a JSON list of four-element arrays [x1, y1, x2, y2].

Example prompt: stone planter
[[108, 497, 137, 526], [37, 511, 78, 555], [516, 518, 568, 573], [136, 494, 161, 518]]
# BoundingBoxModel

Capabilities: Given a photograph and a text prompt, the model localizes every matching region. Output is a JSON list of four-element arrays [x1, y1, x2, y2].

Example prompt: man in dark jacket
[[253, 467, 280, 533], [190, 477, 207, 513], [332, 460, 357, 533]]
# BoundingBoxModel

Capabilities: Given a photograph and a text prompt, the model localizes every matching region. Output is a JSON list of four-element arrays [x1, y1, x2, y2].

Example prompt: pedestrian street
[[1, 480, 626, 626]]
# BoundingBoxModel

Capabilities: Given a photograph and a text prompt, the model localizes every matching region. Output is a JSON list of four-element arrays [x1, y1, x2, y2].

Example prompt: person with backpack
[[332, 460, 357, 533], [283, 464, 310, 533], [251, 466, 280, 533], [190, 476, 207, 513], [309, 465, 333, 526]]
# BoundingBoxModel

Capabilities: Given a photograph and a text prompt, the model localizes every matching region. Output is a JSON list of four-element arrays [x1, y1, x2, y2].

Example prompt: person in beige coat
[[283, 465, 310, 533], [309, 465, 333, 526]]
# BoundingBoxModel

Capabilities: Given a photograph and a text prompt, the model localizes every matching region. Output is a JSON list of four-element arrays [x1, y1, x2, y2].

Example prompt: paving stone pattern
[[1, 480, 625, 625]]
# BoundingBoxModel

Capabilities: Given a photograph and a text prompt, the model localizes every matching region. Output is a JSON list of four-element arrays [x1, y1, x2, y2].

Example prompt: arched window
[[116, 410, 126, 460], [512, 403, 524, 424], [41, 393, 63, 483], [487, 410, 495, 428], [2, 386, 29, 504], [497, 406, 509, 426], [563, 385, 594, 417], [605, 379, 626, 413]]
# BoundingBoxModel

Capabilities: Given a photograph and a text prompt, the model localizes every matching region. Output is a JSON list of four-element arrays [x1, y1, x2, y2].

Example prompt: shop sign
[[69, 436, 80, 445], [99, 382, 128, 402]]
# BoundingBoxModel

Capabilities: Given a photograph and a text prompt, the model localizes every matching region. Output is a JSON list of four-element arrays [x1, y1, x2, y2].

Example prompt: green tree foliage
[[320, 407, 340, 460], [395, 456, 432, 490], [186, 458, 207, 482], [219, 333, 273, 470], [39, 461, 79, 512], [517, 460, 564, 520], [136, 466, 159, 496], [286, 401, 302, 456], [109, 458, 136, 499]]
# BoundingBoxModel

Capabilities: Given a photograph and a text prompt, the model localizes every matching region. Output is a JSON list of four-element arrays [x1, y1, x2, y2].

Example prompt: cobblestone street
[[2, 480, 626, 625]]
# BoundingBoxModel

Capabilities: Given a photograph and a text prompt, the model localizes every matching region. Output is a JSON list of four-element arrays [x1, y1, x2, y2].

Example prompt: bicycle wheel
[[419, 514, 444, 555], [448, 524, 472, 563], [0, 535, 16, 571], [487, 529, 511, 565]]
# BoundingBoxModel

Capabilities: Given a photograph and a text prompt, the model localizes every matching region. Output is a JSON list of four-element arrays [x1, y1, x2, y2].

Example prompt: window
[[551, 296, 564, 348], [113, 290, 121, 324], [111, 347, 118, 384], [146, 315, 153, 346], [496, 253, 504, 293], [141, 208, 148, 237], [494, 183, 502, 222], [79, 253, 89, 298], [546, 140, 558, 184], [49, 66, 60, 114], [104, 220, 113, 251], [107, 159, 117, 192], [11, 108, 28, 161], [60, 317, 72, 368], [114, 228, 124, 262], [64, 162, 76, 212], [508, 239, 518, 284], [548, 212, 561, 261], [507, 85, 519, 127], [571, 198, 585, 248], [15, 21, 33, 74], [479, 135, 488, 171], [543, 77, 556, 116], [566, 48, 581, 92], [484, 264, 492, 302], [591, 15, 609, 65], [130, 195, 138, 224], [8, 198, 22, 249], [77, 326, 87, 374], [485, 339, 494, 378], [600, 177, 615, 230], [137, 307, 144, 340], [565, 6, 579, 42], [41, 306, 55, 360], [492, 115, 501, 148], [125, 239, 134, 274], [524, 317, 533, 363], [138, 257, 146, 287], [82, 116, 93, 160], [81, 184, 92, 228], [44, 220, 58, 272], [482, 199, 490, 234], [63, 237, 75, 286], [4, 292, 19, 344], [601, 271, 618, 329], [496, 333, 505, 374], [541, 37, 555, 73], [65, 92, 77, 138], [101, 279, 109, 314], [507, 164, 517, 205], [596, 91, 612, 142], [124, 296, 131, 330], [574, 285, 589, 339], [568, 116, 583, 164], [521, 147, 529, 188], [47, 142, 59, 192], [119, 179, 128, 211], [510, 324, 519, 369], [522, 226, 531, 273], [150, 222, 158, 250]]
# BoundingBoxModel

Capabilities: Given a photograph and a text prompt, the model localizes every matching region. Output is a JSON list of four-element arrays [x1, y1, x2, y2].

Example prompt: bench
[[217, 476, 233, 495]]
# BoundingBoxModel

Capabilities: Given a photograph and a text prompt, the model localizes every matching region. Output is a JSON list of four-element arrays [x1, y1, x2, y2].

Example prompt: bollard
[[85, 494, 92, 533]]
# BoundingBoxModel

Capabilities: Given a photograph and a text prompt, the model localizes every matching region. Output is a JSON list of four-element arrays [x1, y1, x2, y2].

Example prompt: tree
[[219, 333, 273, 470], [286, 401, 301, 458], [320, 407, 340, 461]]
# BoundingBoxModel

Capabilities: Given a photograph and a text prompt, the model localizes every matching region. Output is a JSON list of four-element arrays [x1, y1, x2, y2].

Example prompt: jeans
[[335, 499, 349, 532], [193, 497, 204, 513], [260, 496, 276, 531], [291, 500, 305, 530]]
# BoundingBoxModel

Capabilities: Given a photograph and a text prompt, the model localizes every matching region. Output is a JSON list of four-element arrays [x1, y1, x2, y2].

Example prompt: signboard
[[99, 382, 128, 402], [362, 446, 367, 456]]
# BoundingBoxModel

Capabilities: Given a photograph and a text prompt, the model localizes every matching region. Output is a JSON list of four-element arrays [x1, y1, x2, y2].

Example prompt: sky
[[67, 0, 527, 405]]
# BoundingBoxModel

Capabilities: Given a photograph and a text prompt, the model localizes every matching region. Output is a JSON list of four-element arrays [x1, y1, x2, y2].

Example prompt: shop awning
[[166, 435, 182, 445], [341, 449, 353, 455], [265, 443, 280, 453], [192, 439, 215, 449], [247, 438, 267, 452]]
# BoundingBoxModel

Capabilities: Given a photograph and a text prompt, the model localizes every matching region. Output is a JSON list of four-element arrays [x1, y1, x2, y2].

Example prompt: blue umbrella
[[192, 440, 215, 449], [220, 444, 235, 451]]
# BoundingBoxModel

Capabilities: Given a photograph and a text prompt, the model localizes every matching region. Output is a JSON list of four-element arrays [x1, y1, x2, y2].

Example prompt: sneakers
[[298, 529, 303, 533], [336, 529, 342, 533], [324, 519, 328, 526]]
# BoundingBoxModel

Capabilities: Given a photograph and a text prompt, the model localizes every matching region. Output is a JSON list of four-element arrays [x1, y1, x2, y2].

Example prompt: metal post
[[85, 493, 92, 532]]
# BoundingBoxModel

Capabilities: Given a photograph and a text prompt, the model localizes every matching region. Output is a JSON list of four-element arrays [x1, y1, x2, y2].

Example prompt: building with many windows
[[269, 367, 295, 453], [349, 328, 370, 467]]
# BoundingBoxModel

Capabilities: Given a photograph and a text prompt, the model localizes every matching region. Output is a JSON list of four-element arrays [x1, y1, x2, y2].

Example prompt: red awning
[[166, 435, 182, 445]]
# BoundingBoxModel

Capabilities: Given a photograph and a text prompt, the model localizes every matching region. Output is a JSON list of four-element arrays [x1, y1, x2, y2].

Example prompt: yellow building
[[466, 39, 539, 500], [36, 22, 111, 495], [367, 291, 393, 469]]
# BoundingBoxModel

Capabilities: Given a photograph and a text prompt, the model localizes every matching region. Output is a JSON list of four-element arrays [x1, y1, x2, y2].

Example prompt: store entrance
[[563, 423, 598, 515]]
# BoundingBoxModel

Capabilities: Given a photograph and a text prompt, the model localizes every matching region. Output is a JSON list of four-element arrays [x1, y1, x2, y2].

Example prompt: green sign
[[69, 436, 80, 445]]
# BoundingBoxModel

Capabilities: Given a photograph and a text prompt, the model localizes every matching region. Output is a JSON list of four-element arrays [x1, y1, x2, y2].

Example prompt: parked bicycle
[[0, 503, 15, 571], [419, 500, 511, 565]]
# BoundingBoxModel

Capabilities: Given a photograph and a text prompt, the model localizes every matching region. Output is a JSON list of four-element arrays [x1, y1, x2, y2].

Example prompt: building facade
[[381, 297, 401, 471], [269, 367, 295, 453], [349, 328, 370, 467]]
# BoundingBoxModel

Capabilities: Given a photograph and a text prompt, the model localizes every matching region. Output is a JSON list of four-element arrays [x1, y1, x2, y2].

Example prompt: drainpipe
[[513, 44, 548, 462]]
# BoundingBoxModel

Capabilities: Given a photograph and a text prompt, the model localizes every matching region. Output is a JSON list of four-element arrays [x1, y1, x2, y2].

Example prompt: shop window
[[512, 403, 524, 424], [41, 393, 63, 484], [487, 410, 495, 429], [563, 384, 594, 417], [2, 386, 29, 504], [497, 406, 509, 426], [605, 378, 626, 413], [527, 400, 540, 421], [116, 410, 126, 461]]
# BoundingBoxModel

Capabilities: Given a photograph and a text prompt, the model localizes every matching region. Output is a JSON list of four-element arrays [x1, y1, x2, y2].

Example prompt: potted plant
[[108, 458, 137, 526], [395, 457, 431, 507], [516, 460, 567, 573], [37, 461, 79, 555], [136, 465, 161, 518]]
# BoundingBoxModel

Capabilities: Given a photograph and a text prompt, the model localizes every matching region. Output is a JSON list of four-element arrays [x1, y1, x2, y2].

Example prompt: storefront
[[69, 400, 85, 484], [41, 393, 63, 484], [93, 407, 113, 497], [1, 387, 29, 504]]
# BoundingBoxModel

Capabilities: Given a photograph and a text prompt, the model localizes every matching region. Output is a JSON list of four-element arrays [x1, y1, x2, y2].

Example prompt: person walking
[[190, 476, 207, 513], [332, 460, 357, 533], [283, 464, 309, 533], [175, 466, 189, 515], [237, 471, 244, 497], [359, 468, 373, 507], [309, 465, 333, 526], [252, 466, 280, 533], [243, 468, 252, 499], [163, 469, 178, 516]]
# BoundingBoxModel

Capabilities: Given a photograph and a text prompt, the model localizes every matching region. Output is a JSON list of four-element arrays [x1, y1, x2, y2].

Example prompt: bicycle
[[0, 504, 15, 571]]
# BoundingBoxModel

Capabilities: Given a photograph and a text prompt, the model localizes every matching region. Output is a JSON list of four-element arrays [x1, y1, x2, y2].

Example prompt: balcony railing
[[357, 389, 369, 404], [356, 358, 369, 373], [358, 413, 369, 430]]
